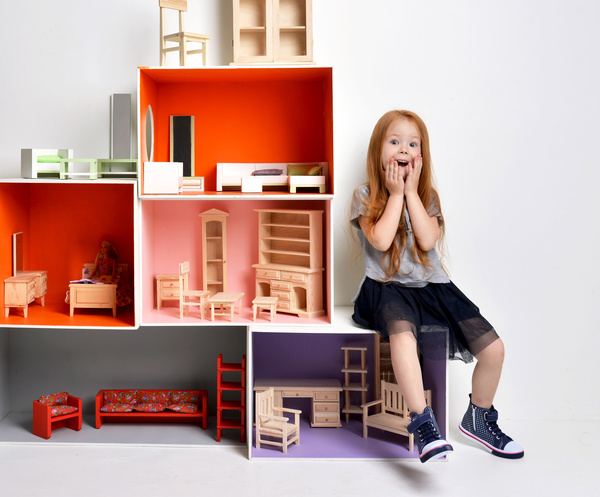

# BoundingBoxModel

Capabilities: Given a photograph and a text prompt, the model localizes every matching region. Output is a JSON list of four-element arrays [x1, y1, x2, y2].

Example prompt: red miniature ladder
[[217, 353, 246, 443]]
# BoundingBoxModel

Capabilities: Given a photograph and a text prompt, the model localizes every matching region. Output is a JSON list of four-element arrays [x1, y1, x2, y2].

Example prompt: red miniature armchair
[[33, 392, 82, 439]]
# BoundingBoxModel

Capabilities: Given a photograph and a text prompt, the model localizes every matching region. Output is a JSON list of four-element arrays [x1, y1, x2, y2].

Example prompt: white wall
[[1, 0, 599, 422]]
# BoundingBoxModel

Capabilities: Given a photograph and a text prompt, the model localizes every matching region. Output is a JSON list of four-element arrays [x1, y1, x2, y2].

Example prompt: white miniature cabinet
[[200, 209, 229, 296], [232, 0, 313, 64], [253, 209, 324, 318]]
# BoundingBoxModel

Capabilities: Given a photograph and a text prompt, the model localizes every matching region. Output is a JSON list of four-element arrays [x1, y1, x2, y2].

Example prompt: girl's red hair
[[360, 110, 445, 280]]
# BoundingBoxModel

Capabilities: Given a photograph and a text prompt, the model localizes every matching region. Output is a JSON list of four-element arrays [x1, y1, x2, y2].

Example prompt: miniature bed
[[216, 162, 328, 193], [21, 148, 73, 179], [95, 389, 208, 429], [68, 263, 129, 317]]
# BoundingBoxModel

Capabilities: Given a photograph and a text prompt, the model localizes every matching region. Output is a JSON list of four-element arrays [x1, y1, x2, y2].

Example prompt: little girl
[[350, 110, 524, 463]]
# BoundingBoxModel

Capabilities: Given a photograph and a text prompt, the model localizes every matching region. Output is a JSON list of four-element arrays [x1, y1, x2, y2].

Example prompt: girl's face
[[381, 118, 422, 180]]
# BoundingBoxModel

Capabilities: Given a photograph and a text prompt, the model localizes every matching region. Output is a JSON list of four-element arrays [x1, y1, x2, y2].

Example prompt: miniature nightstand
[[156, 273, 180, 310]]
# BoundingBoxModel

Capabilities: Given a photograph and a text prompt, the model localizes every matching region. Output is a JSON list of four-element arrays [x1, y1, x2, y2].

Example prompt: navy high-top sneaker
[[407, 406, 454, 463], [459, 394, 524, 459]]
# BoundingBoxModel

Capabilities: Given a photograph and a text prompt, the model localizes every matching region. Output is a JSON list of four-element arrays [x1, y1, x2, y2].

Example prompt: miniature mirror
[[145, 104, 154, 162], [12, 232, 23, 276]]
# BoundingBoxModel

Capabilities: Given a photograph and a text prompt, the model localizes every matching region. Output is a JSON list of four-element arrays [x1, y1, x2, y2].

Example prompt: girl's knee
[[477, 337, 505, 365]]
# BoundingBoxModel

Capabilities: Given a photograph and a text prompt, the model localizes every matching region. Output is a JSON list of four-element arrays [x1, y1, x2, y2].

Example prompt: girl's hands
[[383, 157, 405, 197], [404, 155, 422, 196]]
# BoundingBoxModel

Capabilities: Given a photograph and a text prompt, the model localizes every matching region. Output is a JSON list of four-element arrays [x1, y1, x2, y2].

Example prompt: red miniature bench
[[95, 389, 208, 429], [33, 392, 82, 439]]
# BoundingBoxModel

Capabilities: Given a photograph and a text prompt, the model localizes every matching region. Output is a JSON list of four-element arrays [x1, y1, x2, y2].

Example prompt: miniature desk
[[155, 273, 179, 310], [60, 158, 137, 179], [253, 378, 342, 428], [4, 270, 47, 317], [209, 292, 244, 322]]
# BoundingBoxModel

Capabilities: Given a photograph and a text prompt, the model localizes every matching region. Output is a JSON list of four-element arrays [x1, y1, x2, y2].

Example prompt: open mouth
[[397, 160, 409, 167]]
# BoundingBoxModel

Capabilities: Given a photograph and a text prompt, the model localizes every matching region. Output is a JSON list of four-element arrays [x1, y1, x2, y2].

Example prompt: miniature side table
[[252, 296, 278, 321], [4, 270, 47, 317], [60, 158, 99, 179], [156, 273, 180, 310], [209, 292, 244, 322]]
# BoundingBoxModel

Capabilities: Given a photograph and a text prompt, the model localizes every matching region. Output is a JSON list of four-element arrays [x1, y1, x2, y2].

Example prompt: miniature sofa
[[95, 389, 208, 429], [21, 148, 73, 179], [33, 391, 82, 439], [216, 162, 328, 192]]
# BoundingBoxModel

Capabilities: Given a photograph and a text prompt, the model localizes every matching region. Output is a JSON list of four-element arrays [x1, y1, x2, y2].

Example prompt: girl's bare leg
[[471, 338, 505, 408], [389, 332, 428, 413]]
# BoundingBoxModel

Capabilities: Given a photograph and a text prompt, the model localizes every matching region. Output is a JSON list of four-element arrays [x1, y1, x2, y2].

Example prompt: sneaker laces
[[417, 420, 441, 445], [485, 415, 506, 440]]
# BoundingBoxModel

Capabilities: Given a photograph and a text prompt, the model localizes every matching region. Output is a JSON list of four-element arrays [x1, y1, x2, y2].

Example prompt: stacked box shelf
[[217, 354, 247, 442]]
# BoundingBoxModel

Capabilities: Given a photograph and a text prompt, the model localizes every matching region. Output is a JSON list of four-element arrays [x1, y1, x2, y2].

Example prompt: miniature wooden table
[[252, 296, 278, 321], [254, 378, 342, 428], [209, 292, 244, 322]]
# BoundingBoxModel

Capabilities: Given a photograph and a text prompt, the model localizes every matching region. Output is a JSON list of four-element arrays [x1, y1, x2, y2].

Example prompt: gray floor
[[1, 417, 598, 496]]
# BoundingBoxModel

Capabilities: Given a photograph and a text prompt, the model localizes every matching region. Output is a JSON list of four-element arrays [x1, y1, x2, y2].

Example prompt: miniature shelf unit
[[253, 208, 324, 318], [217, 354, 247, 443], [200, 209, 228, 296], [232, 0, 313, 64], [341, 344, 368, 422]]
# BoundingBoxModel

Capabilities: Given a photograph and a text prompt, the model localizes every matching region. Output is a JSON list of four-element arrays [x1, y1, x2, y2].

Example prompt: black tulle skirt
[[352, 277, 499, 363]]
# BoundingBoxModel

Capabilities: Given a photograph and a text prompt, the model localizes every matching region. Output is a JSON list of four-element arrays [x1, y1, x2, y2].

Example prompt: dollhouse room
[[1, 1, 598, 496]]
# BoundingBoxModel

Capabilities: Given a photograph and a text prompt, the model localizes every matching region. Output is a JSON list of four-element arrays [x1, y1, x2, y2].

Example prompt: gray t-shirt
[[351, 185, 450, 298]]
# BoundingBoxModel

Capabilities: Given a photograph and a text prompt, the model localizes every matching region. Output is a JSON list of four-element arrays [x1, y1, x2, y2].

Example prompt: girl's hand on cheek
[[384, 158, 404, 197], [404, 155, 422, 195]]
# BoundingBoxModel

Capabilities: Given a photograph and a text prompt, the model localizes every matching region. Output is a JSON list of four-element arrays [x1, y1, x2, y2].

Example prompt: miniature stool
[[252, 296, 278, 321]]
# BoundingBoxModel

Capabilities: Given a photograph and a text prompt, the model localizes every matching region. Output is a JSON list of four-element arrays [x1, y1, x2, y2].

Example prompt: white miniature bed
[[216, 162, 328, 193]]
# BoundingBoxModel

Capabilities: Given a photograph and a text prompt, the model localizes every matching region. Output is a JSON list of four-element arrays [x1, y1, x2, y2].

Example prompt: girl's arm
[[359, 159, 405, 251], [404, 157, 439, 251]]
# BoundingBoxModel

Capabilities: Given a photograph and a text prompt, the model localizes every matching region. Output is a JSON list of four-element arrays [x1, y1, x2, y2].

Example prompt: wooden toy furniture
[[199, 209, 228, 295], [21, 148, 73, 178], [232, 0, 313, 64], [254, 378, 341, 428], [33, 392, 82, 439], [209, 292, 245, 322], [361, 381, 432, 452], [159, 0, 211, 66], [252, 296, 278, 321], [341, 344, 368, 422], [217, 354, 246, 443], [178, 261, 210, 319], [255, 387, 300, 454], [4, 270, 47, 317], [68, 263, 129, 317], [155, 273, 180, 309], [95, 389, 208, 429], [216, 162, 328, 193], [253, 209, 324, 318]]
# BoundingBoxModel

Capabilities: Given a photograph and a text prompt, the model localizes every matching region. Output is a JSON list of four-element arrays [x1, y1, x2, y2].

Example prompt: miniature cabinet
[[232, 0, 313, 64], [200, 209, 229, 296], [155, 274, 179, 309], [4, 270, 47, 317], [253, 209, 324, 318]]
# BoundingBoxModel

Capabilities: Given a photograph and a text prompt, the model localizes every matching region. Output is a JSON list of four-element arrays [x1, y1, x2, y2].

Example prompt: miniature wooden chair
[[361, 380, 432, 452], [178, 261, 210, 319], [255, 387, 301, 454], [159, 0, 211, 66], [33, 392, 82, 439]]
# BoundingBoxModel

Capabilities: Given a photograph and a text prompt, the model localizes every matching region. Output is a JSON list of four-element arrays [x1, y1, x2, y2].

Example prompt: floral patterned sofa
[[95, 389, 207, 429]]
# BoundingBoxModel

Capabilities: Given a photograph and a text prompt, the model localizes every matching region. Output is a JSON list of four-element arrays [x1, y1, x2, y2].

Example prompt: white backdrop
[[1, 0, 598, 422]]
